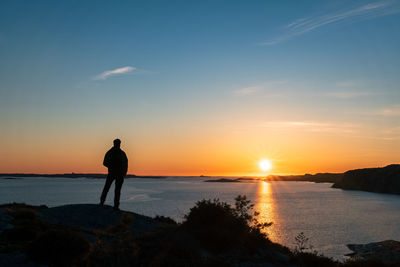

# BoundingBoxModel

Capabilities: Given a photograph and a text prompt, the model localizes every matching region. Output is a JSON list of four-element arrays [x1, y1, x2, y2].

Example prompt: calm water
[[1, 177, 400, 260]]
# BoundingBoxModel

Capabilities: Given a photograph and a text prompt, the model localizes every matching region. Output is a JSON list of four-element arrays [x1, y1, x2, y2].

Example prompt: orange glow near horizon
[[0, 118, 398, 175]]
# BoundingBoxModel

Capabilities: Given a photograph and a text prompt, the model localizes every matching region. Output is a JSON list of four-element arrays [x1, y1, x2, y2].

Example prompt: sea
[[1, 176, 400, 261]]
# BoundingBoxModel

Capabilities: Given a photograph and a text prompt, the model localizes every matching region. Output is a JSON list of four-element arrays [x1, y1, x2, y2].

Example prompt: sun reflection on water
[[254, 181, 282, 244]]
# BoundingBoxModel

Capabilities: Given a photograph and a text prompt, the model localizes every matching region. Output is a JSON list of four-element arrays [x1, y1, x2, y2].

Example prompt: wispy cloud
[[234, 80, 374, 99], [261, 1, 400, 45], [259, 121, 358, 133], [335, 81, 362, 88], [234, 81, 289, 96], [234, 86, 263, 96], [377, 105, 400, 116], [94, 66, 136, 80], [325, 91, 373, 99], [381, 126, 400, 139], [324, 80, 375, 98]]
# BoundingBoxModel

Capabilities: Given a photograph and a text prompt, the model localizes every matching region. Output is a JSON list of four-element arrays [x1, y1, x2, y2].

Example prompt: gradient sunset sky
[[0, 1, 399, 176]]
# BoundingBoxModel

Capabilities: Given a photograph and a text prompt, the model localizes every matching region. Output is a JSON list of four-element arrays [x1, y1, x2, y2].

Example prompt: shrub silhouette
[[2, 205, 46, 242], [293, 251, 337, 267], [293, 232, 313, 252], [154, 215, 177, 225], [27, 229, 90, 266], [182, 195, 272, 253]]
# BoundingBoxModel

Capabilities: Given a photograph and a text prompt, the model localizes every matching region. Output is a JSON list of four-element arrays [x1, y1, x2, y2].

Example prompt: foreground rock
[[0, 203, 295, 266], [332, 164, 400, 194], [1, 203, 398, 266], [0, 204, 177, 266], [347, 240, 400, 264]]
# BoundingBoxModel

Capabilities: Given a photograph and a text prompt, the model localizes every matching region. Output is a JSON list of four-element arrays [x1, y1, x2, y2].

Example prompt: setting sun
[[259, 159, 272, 172]]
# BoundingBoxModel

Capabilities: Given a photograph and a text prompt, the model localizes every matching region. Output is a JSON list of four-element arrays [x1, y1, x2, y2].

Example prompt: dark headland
[[202, 164, 400, 196], [332, 164, 400, 194], [266, 164, 400, 195]]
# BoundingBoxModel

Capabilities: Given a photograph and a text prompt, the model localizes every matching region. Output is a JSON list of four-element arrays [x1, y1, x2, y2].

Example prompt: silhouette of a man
[[100, 139, 128, 210]]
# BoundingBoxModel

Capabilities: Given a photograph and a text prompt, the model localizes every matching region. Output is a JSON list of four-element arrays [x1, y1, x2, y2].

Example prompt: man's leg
[[114, 176, 124, 209], [100, 174, 114, 205]]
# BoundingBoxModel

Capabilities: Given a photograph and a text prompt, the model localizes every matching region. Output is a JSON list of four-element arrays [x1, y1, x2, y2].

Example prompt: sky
[[0, 0, 399, 176]]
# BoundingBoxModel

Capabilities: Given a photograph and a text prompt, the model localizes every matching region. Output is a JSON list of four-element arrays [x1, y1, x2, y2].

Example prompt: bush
[[342, 259, 387, 267], [2, 225, 41, 242], [2, 206, 47, 243], [154, 215, 177, 225], [293, 232, 313, 252], [291, 232, 338, 266], [182, 195, 272, 253], [27, 229, 90, 266], [293, 251, 337, 267]]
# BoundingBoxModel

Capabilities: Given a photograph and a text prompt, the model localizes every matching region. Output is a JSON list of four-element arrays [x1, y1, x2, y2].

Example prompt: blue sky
[[0, 1, 399, 174]]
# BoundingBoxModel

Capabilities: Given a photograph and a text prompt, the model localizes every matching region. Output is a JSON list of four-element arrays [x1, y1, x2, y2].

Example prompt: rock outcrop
[[0, 203, 293, 266], [347, 240, 400, 264], [332, 164, 400, 194], [1, 203, 399, 266]]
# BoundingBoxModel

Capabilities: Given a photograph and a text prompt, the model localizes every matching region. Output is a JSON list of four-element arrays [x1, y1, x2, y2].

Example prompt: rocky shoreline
[[346, 240, 400, 264]]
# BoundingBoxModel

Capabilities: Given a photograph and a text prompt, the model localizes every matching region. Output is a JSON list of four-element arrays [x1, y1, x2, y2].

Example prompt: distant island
[[203, 173, 344, 183], [205, 178, 242, 182], [2, 164, 400, 195], [204, 178, 257, 183], [266, 173, 343, 183], [0, 173, 167, 179]]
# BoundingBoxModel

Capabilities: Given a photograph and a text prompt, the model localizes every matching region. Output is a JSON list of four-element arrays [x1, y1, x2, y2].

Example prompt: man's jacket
[[103, 147, 128, 175]]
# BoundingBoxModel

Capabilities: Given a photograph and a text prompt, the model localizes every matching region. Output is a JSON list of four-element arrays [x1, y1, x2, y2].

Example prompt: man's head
[[113, 139, 121, 148]]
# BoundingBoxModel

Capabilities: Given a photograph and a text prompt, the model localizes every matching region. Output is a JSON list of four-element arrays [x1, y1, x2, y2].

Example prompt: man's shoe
[[113, 206, 120, 211]]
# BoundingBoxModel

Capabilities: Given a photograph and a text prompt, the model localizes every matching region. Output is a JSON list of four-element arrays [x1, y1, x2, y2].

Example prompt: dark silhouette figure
[[100, 139, 128, 210]]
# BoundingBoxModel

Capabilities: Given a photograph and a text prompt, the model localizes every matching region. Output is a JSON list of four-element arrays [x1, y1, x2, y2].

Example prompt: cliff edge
[[332, 164, 400, 194]]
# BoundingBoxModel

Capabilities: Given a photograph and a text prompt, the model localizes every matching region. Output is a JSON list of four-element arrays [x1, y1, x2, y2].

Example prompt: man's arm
[[122, 152, 128, 176], [103, 150, 111, 168]]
